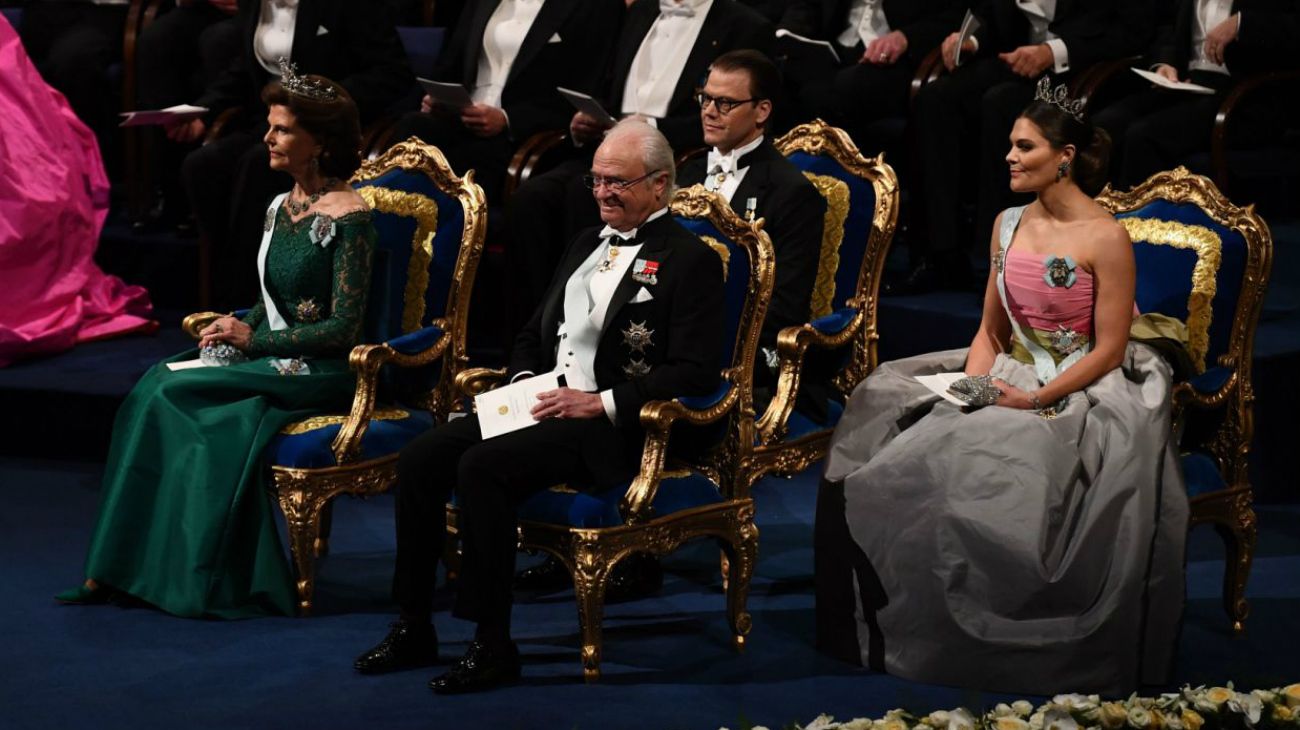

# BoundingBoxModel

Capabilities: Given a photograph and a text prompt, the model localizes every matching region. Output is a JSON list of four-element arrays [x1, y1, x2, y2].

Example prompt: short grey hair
[[604, 118, 676, 204]]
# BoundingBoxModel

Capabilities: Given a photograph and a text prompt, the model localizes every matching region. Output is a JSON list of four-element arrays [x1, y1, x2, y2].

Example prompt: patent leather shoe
[[354, 620, 438, 674], [514, 555, 571, 591], [429, 640, 521, 694]]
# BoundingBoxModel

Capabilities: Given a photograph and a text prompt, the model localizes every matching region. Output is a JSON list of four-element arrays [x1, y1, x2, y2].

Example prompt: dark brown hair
[[708, 49, 782, 127], [261, 75, 362, 180], [1019, 100, 1112, 196]]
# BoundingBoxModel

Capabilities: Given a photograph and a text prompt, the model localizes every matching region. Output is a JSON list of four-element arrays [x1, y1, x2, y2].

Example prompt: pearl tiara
[[1034, 76, 1085, 122], [277, 57, 338, 102]]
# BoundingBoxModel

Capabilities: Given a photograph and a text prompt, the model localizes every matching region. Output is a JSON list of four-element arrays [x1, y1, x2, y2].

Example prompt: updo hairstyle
[[261, 75, 362, 180], [1019, 100, 1112, 196]]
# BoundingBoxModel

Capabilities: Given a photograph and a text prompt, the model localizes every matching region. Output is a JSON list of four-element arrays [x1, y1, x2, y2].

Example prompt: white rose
[[1014, 702, 1035, 718], [929, 712, 951, 727], [1164, 713, 1184, 730], [1251, 690, 1276, 706], [842, 721, 874, 730], [1205, 688, 1235, 707], [1030, 712, 1046, 730], [1193, 699, 1218, 715], [1045, 709, 1080, 730], [996, 716, 1031, 730], [1127, 707, 1152, 729], [1228, 693, 1264, 726], [806, 715, 840, 730], [995, 705, 1016, 718], [949, 708, 977, 730], [1055, 696, 1090, 710], [1099, 703, 1128, 730]]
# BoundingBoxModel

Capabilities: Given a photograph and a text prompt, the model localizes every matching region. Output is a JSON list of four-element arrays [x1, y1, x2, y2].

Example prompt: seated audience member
[[817, 83, 1188, 695], [0, 12, 155, 367], [171, 0, 411, 306], [58, 71, 376, 619], [383, 0, 624, 202], [505, 0, 773, 333], [776, 0, 958, 148], [17, 0, 131, 172], [133, 0, 243, 227], [1094, 0, 1300, 188], [895, 0, 1156, 295], [354, 120, 726, 694]]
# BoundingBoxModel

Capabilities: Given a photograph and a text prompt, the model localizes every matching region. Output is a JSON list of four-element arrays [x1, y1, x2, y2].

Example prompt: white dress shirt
[[621, 0, 713, 120], [836, 0, 892, 49], [1014, 0, 1071, 73], [255, 0, 299, 75], [473, 0, 546, 108], [704, 134, 764, 203], [1189, 0, 1234, 74]]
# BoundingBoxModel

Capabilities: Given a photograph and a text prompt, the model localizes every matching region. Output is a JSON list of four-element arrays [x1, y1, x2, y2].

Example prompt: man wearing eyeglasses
[[355, 120, 726, 694]]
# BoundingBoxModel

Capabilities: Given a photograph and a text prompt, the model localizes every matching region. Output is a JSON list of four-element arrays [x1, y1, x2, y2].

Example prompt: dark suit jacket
[[779, 0, 960, 64], [1151, 0, 1300, 75], [509, 213, 726, 429], [605, 0, 775, 152], [678, 140, 824, 360], [196, 0, 414, 126], [434, 0, 624, 140], [967, 0, 1159, 71]]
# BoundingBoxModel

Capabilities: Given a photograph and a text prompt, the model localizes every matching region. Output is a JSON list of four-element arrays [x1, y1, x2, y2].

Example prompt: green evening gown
[[79, 207, 375, 619]]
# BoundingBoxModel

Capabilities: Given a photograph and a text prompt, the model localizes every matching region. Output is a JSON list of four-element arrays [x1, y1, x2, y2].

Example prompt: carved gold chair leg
[[1218, 504, 1257, 633], [723, 518, 758, 651], [570, 544, 613, 683], [275, 484, 329, 616]]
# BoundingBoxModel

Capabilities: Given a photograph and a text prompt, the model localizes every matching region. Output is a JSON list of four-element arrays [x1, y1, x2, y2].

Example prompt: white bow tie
[[707, 150, 737, 178], [659, 1, 696, 18], [599, 225, 637, 243]]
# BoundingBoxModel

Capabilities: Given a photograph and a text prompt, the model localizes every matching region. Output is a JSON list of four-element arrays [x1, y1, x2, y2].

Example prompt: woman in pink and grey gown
[[0, 14, 154, 367]]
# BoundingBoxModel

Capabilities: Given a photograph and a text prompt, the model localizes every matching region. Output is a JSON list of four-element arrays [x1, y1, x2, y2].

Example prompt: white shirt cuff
[[1046, 39, 1070, 73], [600, 389, 618, 424], [510, 370, 534, 383]]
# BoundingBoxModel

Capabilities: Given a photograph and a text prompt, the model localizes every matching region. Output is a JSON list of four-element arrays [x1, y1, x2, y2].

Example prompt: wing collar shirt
[[255, 0, 300, 75], [837, 0, 892, 49], [704, 134, 764, 202], [1189, 0, 1234, 75], [550, 207, 670, 423], [473, 0, 546, 108], [621, 0, 714, 120], [1014, 0, 1071, 73]]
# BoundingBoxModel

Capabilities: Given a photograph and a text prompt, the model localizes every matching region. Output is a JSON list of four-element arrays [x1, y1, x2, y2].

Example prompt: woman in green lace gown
[[59, 70, 376, 618]]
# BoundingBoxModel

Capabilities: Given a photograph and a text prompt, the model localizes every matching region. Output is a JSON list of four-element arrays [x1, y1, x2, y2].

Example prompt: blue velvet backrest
[[673, 216, 751, 370], [785, 150, 876, 309], [353, 167, 465, 344], [1115, 199, 1245, 369]]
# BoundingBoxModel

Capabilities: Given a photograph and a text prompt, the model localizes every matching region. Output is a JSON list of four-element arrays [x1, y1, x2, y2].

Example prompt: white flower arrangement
[[756, 684, 1300, 730]]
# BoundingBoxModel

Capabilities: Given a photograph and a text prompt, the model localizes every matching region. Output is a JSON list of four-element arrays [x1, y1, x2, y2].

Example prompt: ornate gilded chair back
[[1097, 166, 1272, 632], [774, 119, 899, 390], [351, 138, 487, 410]]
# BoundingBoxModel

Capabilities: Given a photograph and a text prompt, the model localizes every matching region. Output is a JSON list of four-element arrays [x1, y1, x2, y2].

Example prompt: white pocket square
[[547, 32, 562, 43], [316, 25, 329, 36], [631, 287, 654, 304]]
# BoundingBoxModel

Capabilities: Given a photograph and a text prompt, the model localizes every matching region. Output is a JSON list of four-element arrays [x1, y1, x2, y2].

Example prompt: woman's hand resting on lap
[[199, 316, 253, 351]]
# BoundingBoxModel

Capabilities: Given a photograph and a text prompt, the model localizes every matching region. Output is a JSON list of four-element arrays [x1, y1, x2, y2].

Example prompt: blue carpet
[[3, 457, 1298, 729]]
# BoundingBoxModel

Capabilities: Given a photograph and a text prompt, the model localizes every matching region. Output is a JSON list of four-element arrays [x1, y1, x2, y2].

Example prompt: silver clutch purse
[[199, 342, 248, 367], [947, 374, 1003, 407]]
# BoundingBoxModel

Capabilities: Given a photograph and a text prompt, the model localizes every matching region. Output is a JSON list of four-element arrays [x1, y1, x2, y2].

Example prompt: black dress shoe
[[514, 555, 571, 591], [354, 620, 438, 674], [605, 553, 663, 604], [429, 640, 521, 695]]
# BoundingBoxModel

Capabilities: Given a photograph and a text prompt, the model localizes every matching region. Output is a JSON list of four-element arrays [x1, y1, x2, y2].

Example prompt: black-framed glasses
[[695, 91, 761, 114], [582, 169, 662, 191]]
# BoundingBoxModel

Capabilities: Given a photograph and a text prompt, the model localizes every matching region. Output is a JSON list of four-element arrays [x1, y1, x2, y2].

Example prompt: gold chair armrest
[[755, 307, 866, 445], [330, 321, 452, 464], [181, 311, 229, 339], [620, 370, 744, 524], [454, 367, 509, 399], [1172, 358, 1241, 411]]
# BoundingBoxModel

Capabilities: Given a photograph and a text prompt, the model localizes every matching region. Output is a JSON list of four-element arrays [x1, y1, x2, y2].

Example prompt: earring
[[1056, 161, 1070, 182]]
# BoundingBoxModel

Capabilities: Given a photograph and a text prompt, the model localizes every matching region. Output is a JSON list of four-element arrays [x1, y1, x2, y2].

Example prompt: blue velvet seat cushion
[[517, 472, 724, 528], [781, 399, 845, 442], [678, 381, 731, 411], [1181, 451, 1227, 498], [811, 306, 856, 336], [387, 325, 443, 355], [267, 409, 434, 468]]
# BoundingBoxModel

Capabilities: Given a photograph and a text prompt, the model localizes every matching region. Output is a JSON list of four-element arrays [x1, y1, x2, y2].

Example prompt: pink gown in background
[[0, 15, 155, 367]]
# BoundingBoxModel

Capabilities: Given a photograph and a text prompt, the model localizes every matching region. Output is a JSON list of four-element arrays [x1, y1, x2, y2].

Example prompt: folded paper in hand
[[165, 359, 211, 371], [774, 29, 840, 64], [1130, 67, 1216, 94], [557, 86, 617, 126], [954, 10, 981, 68], [119, 104, 209, 127], [475, 372, 563, 439], [418, 78, 474, 110], [914, 372, 974, 406]]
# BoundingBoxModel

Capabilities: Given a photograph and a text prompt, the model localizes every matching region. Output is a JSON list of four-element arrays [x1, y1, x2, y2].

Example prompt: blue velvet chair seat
[[678, 381, 732, 411], [810, 307, 857, 336], [387, 325, 443, 355], [1181, 451, 1227, 498], [268, 410, 434, 468], [516, 473, 724, 529]]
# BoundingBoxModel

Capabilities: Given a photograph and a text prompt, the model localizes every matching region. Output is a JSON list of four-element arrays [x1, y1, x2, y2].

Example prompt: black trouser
[[912, 59, 1045, 260], [385, 110, 514, 204], [1092, 71, 1232, 189], [392, 414, 639, 630], [783, 41, 914, 152]]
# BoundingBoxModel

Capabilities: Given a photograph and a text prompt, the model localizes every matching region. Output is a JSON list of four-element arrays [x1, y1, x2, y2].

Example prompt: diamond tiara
[[1033, 76, 1085, 122], [276, 57, 338, 102]]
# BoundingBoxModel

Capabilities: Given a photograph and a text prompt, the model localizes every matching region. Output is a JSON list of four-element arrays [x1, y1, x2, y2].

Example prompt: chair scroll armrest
[[1172, 364, 1238, 410], [181, 309, 250, 339], [453, 367, 509, 400], [504, 129, 568, 201], [620, 373, 742, 524], [330, 323, 451, 464], [756, 306, 865, 445]]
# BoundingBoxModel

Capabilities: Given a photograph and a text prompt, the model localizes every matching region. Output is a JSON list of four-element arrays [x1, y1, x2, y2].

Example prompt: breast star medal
[[622, 358, 651, 378], [1049, 325, 1085, 355], [294, 297, 324, 323], [1043, 255, 1077, 288], [621, 320, 654, 354]]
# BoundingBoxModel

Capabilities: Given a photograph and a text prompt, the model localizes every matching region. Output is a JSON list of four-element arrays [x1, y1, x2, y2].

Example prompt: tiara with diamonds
[[277, 57, 338, 102], [1034, 76, 1084, 122]]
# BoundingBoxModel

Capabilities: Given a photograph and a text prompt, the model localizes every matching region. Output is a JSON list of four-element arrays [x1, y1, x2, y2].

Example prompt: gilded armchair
[[741, 120, 900, 489], [450, 186, 775, 680], [185, 138, 487, 614], [1096, 166, 1273, 632]]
